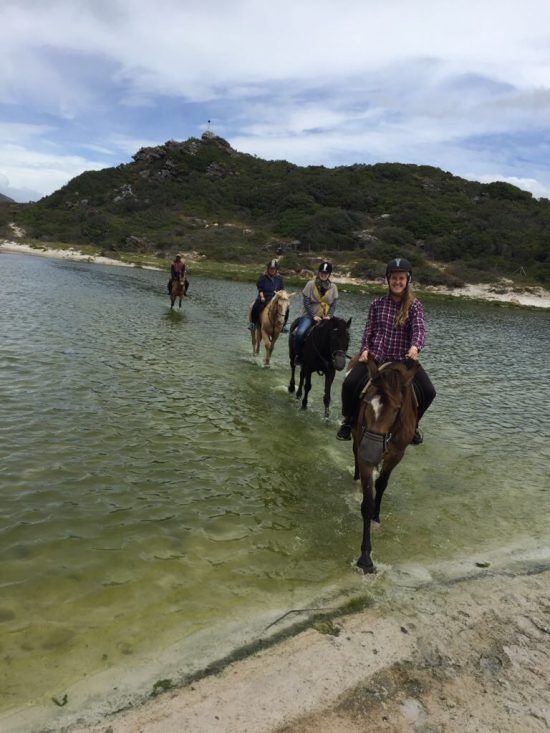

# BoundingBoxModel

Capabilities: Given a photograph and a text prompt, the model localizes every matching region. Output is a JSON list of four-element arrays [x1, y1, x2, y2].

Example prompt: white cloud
[[2, 0, 550, 197], [475, 174, 550, 199], [0, 143, 109, 200]]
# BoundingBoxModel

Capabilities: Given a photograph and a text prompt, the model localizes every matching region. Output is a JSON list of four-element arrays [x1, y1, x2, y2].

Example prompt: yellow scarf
[[313, 283, 330, 317]]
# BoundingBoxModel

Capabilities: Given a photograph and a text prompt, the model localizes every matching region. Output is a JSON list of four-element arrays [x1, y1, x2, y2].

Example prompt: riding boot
[[336, 421, 352, 441], [411, 427, 423, 445]]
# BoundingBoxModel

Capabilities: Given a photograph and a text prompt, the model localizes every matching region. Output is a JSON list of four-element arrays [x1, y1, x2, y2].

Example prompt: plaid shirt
[[360, 295, 426, 362]]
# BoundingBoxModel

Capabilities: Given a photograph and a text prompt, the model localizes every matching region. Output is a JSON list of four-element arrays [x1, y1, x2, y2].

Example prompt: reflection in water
[[0, 253, 549, 728]]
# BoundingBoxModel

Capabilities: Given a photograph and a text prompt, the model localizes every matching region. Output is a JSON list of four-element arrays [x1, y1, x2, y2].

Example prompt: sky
[[2, 0, 550, 202]]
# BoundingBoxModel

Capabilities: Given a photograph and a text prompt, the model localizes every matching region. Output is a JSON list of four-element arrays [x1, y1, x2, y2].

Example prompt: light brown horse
[[251, 290, 292, 367], [352, 357, 419, 573], [169, 278, 185, 309]]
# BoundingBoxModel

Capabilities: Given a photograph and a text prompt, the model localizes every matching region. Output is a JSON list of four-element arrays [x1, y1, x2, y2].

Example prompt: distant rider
[[292, 261, 339, 365], [168, 254, 189, 295]]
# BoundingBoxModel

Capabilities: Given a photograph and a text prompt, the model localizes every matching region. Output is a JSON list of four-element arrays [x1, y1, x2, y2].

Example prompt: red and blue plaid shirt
[[360, 295, 426, 362]]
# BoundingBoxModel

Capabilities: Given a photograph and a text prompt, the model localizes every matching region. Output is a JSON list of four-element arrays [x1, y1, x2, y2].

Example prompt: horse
[[352, 357, 419, 573], [288, 317, 351, 419], [169, 277, 185, 309], [251, 290, 292, 367]]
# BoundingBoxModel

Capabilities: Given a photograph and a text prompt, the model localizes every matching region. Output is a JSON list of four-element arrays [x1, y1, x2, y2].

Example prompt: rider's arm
[[327, 284, 338, 317], [360, 301, 377, 354], [409, 299, 426, 351]]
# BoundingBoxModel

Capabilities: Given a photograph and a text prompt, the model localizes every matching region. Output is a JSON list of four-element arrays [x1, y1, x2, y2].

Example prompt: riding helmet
[[175, 253, 182, 260], [267, 259, 279, 271], [385, 257, 412, 282], [318, 261, 333, 274]]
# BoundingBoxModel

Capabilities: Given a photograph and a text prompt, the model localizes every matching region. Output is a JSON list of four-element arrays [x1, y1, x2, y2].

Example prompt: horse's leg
[[178, 297, 182, 308], [358, 465, 376, 573], [288, 336, 296, 393], [323, 368, 335, 420], [263, 329, 273, 367], [170, 296, 175, 309], [353, 438, 360, 481], [301, 369, 312, 410], [373, 449, 404, 524], [296, 367, 304, 400]]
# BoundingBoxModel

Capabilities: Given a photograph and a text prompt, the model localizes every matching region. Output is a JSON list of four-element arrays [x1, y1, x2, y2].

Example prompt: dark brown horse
[[352, 357, 419, 573]]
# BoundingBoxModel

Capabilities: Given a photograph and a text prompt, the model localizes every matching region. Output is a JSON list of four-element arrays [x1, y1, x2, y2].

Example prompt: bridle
[[268, 293, 288, 329], [357, 368, 405, 465], [308, 320, 348, 375]]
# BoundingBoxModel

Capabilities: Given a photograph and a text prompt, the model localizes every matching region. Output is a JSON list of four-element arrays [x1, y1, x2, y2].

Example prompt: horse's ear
[[404, 361, 420, 386], [287, 291, 298, 297], [346, 317, 352, 328], [367, 356, 379, 380]]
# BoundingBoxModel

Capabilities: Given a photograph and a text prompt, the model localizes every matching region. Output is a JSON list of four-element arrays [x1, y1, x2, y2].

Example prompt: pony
[[169, 278, 185, 309], [352, 357, 419, 573], [251, 290, 292, 367], [288, 317, 351, 419]]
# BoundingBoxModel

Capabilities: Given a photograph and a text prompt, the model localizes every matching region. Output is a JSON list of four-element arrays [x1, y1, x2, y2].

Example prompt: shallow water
[[1, 253, 549, 729]]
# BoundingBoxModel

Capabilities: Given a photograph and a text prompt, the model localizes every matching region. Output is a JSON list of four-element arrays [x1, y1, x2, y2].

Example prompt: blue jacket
[[256, 274, 284, 301]]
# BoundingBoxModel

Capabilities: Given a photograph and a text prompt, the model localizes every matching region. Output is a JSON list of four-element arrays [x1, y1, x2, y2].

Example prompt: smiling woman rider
[[336, 257, 436, 444]]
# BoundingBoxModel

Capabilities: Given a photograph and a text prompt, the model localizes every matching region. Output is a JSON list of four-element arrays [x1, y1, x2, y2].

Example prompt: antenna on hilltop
[[203, 119, 215, 140]]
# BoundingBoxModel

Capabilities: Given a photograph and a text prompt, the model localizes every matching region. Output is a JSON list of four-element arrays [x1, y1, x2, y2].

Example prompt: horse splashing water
[[251, 290, 292, 367], [288, 317, 351, 419], [352, 357, 419, 573]]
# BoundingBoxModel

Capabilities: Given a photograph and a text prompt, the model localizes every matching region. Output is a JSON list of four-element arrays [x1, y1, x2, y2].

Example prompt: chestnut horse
[[251, 290, 292, 367], [352, 357, 419, 573], [169, 278, 185, 309]]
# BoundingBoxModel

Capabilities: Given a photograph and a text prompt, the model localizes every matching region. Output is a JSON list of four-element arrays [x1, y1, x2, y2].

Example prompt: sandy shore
[[69, 547, 550, 733], [2, 239, 550, 309]]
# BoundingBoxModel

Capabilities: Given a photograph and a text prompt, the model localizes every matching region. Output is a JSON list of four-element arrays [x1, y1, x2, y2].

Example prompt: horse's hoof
[[288, 385, 295, 394], [301, 404, 307, 411], [356, 557, 375, 574]]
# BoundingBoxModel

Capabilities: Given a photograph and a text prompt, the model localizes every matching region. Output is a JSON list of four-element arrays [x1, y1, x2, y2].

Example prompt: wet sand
[[68, 547, 550, 733]]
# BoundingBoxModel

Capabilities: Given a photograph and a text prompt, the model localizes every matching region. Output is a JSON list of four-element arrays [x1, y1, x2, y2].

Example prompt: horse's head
[[359, 358, 419, 465], [327, 317, 351, 371], [272, 290, 290, 327]]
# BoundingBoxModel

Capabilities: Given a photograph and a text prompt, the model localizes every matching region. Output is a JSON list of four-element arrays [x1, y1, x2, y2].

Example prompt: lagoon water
[[1, 253, 549, 730]]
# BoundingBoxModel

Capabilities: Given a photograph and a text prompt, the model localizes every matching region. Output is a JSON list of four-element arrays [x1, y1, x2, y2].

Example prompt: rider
[[293, 261, 339, 365], [248, 260, 286, 330], [336, 257, 435, 444], [168, 254, 188, 295]]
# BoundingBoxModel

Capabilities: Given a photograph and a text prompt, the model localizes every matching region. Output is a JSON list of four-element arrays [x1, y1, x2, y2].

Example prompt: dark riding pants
[[341, 360, 436, 425]]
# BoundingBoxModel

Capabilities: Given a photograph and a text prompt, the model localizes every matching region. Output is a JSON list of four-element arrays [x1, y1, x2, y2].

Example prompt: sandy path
[[71, 552, 550, 733]]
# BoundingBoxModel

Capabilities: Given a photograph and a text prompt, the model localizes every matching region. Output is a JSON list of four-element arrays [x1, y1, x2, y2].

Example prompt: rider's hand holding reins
[[406, 345, 419, 360], [313, 315, 322, 322], [358, 349, 369, 362]]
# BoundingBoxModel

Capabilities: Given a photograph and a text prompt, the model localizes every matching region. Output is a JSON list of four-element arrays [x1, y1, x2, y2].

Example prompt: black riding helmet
[[318, 261, 333, 274], [386, 257, 412, 283], [267, 259, 279, 271]]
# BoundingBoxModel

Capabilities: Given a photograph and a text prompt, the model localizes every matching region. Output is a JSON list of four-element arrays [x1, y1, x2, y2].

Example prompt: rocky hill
[[0, 192, 15, 203], [2, 132, 549, 286]]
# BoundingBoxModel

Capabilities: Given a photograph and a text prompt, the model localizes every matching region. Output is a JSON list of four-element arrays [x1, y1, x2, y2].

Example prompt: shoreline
[[68, 545, 550, 733], [2, 239, 550, 309]]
